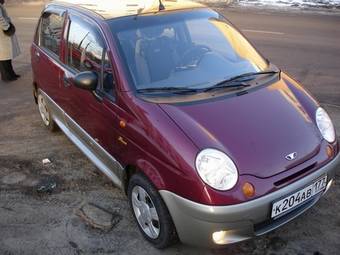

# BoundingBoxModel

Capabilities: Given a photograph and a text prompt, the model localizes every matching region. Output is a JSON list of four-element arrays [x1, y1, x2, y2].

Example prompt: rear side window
[[40, 12, 64, 56]]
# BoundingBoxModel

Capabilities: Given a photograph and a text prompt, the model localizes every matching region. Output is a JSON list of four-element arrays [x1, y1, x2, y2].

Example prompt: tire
[[37, 91, 58, 132], [128, 172, 178, 249]]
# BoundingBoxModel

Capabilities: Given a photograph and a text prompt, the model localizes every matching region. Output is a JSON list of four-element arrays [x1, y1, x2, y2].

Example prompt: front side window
[[40, 12, 64, 56], [110, 10, 269, 91], [67, 16, 115, 99], [67, 17, 104, 75]]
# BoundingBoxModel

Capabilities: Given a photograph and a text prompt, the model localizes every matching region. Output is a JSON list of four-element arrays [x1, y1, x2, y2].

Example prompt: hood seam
[[157, 104, 200, 151]]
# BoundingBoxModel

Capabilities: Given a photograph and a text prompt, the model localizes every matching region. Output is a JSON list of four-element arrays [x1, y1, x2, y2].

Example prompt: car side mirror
[[74, 71, 98, 91]]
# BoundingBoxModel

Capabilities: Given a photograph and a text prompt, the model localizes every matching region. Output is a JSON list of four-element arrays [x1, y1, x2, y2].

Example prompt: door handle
[[63, 77, 71, 87], [34, 51, 40, 62]]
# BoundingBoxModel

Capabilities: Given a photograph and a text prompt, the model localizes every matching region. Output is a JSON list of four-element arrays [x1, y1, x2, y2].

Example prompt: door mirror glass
[[74, 71, 98, 91]]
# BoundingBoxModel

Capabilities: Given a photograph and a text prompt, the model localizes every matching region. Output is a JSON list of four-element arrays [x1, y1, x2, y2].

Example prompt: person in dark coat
[[0, 0, 21, 82]]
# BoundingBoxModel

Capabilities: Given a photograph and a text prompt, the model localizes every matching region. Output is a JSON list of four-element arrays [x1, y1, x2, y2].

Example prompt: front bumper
[[160, 152, 340, 247]]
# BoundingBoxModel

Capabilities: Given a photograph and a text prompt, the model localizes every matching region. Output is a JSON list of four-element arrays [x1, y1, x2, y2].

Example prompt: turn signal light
[[326, 145, 334, 158], [242, 182, 255, 198], [119, 120, 126, 128]]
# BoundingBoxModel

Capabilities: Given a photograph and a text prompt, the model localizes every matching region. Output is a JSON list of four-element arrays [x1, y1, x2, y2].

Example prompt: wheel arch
[[33, 82, 38, 104], [123, 159, 166, 194]]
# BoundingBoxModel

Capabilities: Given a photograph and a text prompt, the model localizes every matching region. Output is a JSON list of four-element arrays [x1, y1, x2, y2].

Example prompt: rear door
[[32, 8, 65, 103]]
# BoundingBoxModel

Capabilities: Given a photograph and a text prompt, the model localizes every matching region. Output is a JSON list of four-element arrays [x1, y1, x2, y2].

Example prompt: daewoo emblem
[[285, 152, 297, 161]]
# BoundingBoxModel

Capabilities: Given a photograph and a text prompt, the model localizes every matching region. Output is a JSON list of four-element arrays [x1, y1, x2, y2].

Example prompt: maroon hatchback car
[[31, 0, 339, 248]]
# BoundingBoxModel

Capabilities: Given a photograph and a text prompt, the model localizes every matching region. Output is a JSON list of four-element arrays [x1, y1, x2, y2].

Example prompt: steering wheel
[[177, 45, 211, 69]]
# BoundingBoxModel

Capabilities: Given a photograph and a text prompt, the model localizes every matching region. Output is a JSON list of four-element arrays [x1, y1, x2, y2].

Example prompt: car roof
[[50, 0, 205, 20]]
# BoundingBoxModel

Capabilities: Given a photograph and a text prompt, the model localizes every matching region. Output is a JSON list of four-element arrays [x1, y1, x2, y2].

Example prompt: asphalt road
[[0, 4, 340, 255]]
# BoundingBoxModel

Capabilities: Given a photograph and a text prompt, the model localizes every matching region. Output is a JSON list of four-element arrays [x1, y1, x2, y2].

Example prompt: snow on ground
[[238, 0, 340, 9]]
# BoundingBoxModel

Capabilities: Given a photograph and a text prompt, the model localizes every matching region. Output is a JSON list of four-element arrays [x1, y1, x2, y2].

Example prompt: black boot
[[0, 60, 19, 81]]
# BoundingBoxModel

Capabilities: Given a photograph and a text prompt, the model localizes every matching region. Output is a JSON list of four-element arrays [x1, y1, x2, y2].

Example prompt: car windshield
[[109, 9, 269, 91]]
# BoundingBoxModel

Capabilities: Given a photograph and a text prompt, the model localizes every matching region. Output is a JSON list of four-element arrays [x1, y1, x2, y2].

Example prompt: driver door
[[60, 13, 120, 164]]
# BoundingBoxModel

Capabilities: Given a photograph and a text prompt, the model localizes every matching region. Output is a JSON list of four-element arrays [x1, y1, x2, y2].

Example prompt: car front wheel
[[128, 173, 178, 249]]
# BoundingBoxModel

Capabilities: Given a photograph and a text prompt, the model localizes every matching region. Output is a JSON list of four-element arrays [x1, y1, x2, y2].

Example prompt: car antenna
[[135, 0, 165, 19], [158, 0, 165, 11]]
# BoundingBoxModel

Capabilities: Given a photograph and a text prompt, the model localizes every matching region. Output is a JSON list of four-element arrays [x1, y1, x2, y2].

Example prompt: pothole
[[76, 203, 121, 231]]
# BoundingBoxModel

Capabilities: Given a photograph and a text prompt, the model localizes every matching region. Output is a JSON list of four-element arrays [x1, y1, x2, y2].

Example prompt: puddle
[[35, 176, 59, 194], [0, 156, 63, 195]]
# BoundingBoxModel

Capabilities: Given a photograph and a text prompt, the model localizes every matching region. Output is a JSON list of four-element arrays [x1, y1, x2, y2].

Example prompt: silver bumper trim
[[160, 152, 340, 247]]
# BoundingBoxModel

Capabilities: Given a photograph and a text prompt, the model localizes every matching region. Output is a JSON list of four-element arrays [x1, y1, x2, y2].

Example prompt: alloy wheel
[[131, 185, 160, 239]]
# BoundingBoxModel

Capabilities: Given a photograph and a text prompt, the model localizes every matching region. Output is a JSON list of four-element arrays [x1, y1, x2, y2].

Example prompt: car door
[[32, 8, 65, 105], [60, 13, 123, 180]]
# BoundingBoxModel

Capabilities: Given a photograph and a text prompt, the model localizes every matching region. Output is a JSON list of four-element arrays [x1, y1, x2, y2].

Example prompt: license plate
[[271, 175, 327, 219]]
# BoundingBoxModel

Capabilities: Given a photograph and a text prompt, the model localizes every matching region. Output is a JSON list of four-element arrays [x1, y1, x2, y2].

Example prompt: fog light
[[242, 182, 255, 198], [326, 145, 334, 158], [212, 231, 228, 245]]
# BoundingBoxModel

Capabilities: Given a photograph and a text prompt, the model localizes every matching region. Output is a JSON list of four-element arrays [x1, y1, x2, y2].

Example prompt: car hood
[[159, 75, 322, 178]]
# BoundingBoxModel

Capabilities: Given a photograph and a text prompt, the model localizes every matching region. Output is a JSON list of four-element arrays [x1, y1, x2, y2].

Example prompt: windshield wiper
[[204, 70, 280, 92], [136, 87, 200, 94], [221, 70, 279, 84], [203, 81, 251, 92], [136, 71, 279, 95]]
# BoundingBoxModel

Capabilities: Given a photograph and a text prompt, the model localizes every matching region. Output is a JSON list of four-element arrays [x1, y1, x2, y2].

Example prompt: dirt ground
[[0, 4, 340, 255]]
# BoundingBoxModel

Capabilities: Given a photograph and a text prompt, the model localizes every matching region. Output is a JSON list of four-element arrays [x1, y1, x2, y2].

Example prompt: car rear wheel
[[128, 173, 178, 249], [37, 92, 58, 132]]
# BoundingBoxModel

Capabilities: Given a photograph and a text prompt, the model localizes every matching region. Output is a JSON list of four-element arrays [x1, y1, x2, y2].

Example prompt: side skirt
[[41, 90, 124, 190]]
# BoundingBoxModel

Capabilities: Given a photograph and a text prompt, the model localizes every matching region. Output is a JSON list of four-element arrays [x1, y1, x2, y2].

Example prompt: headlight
[[195, 149, 238, 191], [316, 107, 336, 143]]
